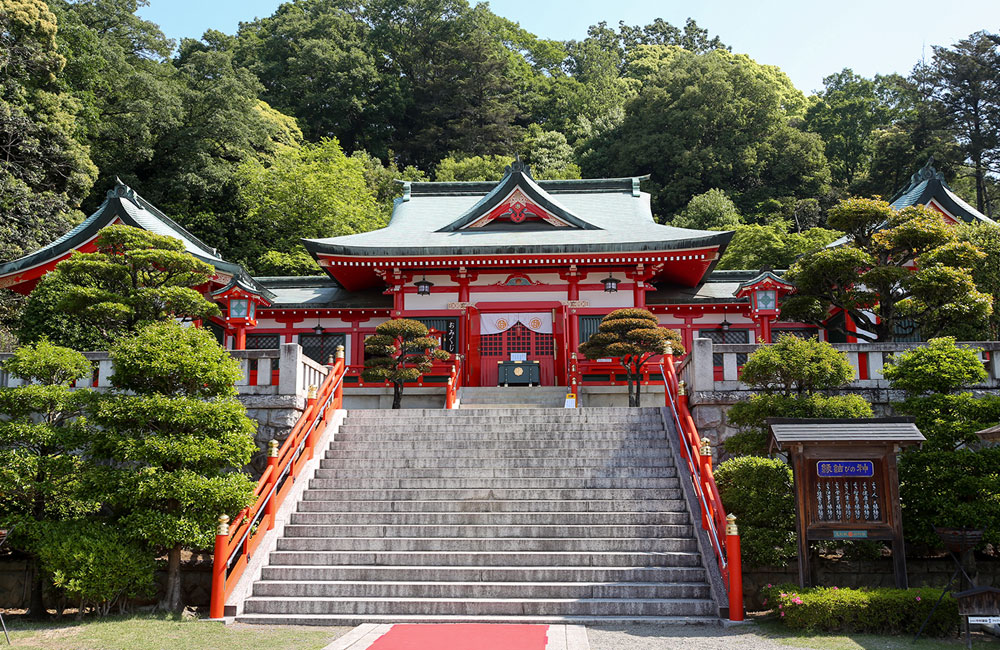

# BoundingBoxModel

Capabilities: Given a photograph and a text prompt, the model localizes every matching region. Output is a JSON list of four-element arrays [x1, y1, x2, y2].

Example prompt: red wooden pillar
[[233, 326, 247, 350]]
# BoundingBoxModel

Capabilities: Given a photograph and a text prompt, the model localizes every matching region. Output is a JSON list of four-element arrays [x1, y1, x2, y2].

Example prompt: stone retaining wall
[[238, 394, 305, 477]]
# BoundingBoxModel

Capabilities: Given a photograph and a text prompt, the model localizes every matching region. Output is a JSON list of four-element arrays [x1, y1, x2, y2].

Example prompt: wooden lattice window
[[479, 333, 503, 356]]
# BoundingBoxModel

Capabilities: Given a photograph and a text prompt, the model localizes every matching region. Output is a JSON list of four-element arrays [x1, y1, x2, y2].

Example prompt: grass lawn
[[1, 613, 350, 650], [756, 619, 999, 649]]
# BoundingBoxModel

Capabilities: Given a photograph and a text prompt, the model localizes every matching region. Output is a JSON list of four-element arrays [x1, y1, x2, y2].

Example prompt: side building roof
[[0, 180, 253, 291], [890, 158, 994, 224]]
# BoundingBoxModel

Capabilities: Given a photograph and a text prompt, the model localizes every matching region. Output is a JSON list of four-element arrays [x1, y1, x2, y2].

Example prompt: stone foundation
[[238, 394, 306, 477]]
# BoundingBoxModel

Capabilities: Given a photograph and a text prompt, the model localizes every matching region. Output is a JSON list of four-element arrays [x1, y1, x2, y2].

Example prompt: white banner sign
[[481, 312, 553, 335]]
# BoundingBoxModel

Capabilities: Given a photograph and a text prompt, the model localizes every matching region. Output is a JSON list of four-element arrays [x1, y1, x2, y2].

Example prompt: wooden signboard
[[767, 417, 925, 589]]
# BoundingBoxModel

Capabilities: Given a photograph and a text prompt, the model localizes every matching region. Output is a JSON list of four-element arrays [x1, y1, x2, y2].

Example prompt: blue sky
[[138, 0, 1000, 93]]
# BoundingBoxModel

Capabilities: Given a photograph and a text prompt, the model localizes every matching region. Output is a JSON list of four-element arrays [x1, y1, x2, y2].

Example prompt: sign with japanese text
[[817, 461, 874, 478], [833, 530, 868, 539]]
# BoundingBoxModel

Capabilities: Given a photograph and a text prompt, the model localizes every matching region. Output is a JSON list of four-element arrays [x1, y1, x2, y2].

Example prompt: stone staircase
[[458, 386, 569, 408], [235, 407, 721, 625]]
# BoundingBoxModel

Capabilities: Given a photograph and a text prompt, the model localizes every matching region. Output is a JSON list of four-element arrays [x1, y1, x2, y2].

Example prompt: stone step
[[251, 580, 711, 600], [260, 565, 708, 584], [333, 432, 667, 442], [275, 537, 698, 553], [312, 467, 678, 479], [267, 550, 704, 568], [323, 448, 671, 460], [319, 457, 675, 469], [241, 596, 717, 617], [296, 499, 688, 513], [300, 488, 683, 501], [288, 511, 692, 526], [280, 524, 693, 539], [344, 407, 659, 417], [306, 477, 680, 490], [327, 440, 670, 451], [336, 423, 664, 433], [235, 613, 721, 626], [339, 413, 663, 424]]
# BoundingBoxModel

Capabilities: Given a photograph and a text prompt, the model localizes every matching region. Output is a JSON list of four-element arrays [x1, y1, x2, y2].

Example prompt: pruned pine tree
[[362, 319, 450, 409], [578, 308, 683, 407]]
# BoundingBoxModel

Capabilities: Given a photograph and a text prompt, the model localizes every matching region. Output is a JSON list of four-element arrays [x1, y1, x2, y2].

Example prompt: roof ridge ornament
[[106, 177, 139, 204], [505, 154, 532, 179], [909, 156, 945, 188]]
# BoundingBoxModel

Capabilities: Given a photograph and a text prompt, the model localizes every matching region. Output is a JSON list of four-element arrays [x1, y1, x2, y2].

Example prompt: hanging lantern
[[601, 272, 619, 293], [414, 275, 434, 295], [720, 318, 731, 332], [313, 320, 325, 336]]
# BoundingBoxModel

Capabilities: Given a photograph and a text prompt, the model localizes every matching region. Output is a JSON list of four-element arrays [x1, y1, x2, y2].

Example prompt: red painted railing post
[[677, 381, 690, 462], [265, 440, 278, 530], [305, 384, 318, 459], [726, 514, 745, 621], [699, 437, 713, 530], [446, 377, 454, 409], [209, 514, 230, 619], [333, 345, 345, 410]]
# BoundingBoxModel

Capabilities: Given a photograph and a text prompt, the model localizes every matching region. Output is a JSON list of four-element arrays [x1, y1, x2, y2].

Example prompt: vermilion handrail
[[445, 355, 462, 409], [660, 349, 744, 622], [209, 347, 347, 619]]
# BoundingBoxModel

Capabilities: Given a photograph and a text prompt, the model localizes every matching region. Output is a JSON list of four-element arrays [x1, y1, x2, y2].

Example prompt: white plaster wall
[[404, 291, 459, 310], [579, 290, 634, 308], [470, 290, 567, 304]]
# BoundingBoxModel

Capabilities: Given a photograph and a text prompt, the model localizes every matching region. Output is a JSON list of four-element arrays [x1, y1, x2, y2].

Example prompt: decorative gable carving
[[464, 187, 574, 229]]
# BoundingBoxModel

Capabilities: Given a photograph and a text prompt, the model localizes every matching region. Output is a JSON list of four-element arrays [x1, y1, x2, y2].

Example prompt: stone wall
[[238, 394, 305, 477]]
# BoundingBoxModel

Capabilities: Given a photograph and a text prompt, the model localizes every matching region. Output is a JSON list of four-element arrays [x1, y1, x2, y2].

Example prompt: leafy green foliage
[[88, 321, 257, 610], [578, 309, 682, 407], [717, 223, 842, 271], [670, 188, 743, 231], [0, 338, 99, 614], [17, 225, 220, 349], [581, 47, 830, 217], [782, 199, 992, 341], [738, 334, 856, 395], [960, 222, 1000, 338], [723, 336, 869, 456], [724, 393, 873, 457], [363, 319, 450, 409], [232, 138, 383, 272], [715, 456, 795, 567], [3, 337, 91, 385], [883, 337, 987, 395], [899, 448, 1000, 547], [0, 0, 98, 264], [762, 584, 958, 636], [34, 520, 156, 616]]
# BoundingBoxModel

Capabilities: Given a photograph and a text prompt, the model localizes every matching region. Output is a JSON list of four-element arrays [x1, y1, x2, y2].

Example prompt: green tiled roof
[[0, 180, 252, 283], [303, 170, 732, 258], [890, 158, 993, 224]]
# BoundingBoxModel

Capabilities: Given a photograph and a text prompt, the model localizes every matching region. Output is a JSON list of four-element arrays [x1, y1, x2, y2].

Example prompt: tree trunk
[[159, 544, 183, 612], [392, 381, 404, 409], [634, 372, 642, 408], [27, 556, 45, 619]]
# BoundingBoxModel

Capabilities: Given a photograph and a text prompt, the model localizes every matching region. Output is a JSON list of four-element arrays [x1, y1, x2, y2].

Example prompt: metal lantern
[[720, 318, 731, 332], [601, 273, 619, 293], [415, 275, 434, 295], [229, 298, 249, 319], [312, 320, 325, 336]]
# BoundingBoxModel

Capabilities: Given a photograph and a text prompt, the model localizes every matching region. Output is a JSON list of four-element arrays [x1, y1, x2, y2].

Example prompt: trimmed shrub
[[34, 521, 156, 616], [762, 584, 958, 636], [715, 456, 795, 567], [724, 393, 873, 456], [883, 337, 987, 396]]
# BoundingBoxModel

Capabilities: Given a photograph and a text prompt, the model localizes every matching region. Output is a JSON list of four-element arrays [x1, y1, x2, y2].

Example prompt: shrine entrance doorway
[[479, 322, 555, 386]]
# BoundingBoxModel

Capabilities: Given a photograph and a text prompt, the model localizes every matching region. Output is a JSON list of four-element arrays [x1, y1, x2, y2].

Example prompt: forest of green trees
[[3, 0, 1000, 278]]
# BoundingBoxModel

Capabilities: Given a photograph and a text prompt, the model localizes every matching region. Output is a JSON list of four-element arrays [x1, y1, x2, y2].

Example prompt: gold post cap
[[726, 513, 738, 536], [665, 341, 673, 354], [335, 345, 345, 359], [700, 437, 712, 456], [307, 385, 318, 400], [217, 514, 230, 536], [678, 380, 687, 396], [268, 439, 279, 457]]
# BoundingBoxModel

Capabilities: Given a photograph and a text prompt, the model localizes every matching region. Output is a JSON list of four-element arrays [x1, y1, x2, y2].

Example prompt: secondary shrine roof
[[890, 158, 993, 224], [303, 162, 732, 260], [0, 180, 252, 290]]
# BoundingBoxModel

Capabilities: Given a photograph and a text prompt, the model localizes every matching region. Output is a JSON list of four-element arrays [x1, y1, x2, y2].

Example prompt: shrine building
[[0, 158, 990, 389]]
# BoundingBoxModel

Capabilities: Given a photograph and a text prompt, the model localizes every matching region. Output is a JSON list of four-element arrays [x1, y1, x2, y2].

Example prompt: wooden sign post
[[767, 417, 925, 589]]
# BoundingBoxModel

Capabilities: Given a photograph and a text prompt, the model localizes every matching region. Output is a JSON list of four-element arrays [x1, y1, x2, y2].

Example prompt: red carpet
[[367, 624, 550, 650]]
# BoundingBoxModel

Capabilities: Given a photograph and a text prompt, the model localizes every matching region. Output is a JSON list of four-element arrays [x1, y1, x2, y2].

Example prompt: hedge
[[762, 584, 958, 637], [715, 456, 796, 567]]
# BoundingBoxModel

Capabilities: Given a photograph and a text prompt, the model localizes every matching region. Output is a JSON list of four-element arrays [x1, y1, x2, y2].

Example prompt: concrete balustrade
[[0, 344, 328, 400]]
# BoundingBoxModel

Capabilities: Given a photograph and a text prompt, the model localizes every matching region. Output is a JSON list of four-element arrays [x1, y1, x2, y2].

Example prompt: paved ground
[[587, 624, 806, 650]]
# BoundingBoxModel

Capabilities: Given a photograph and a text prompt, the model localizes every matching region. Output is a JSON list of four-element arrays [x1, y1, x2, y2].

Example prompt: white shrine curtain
[[480, 312, 553, 335]]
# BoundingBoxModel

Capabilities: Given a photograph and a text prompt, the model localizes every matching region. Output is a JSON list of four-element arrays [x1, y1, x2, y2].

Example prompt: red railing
[[445, 355, 463, 409], [209, 348, 347, 619], [660, 349, 744, 622]]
